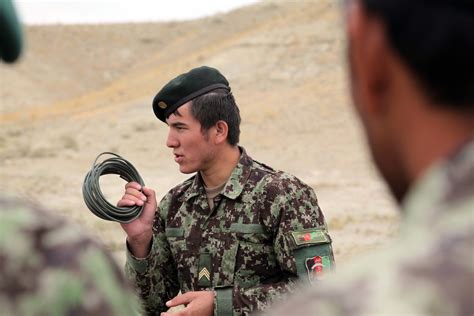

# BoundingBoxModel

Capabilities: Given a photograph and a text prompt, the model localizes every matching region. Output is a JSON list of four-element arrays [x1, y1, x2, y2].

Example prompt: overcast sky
[[15, 0, 259, 25]]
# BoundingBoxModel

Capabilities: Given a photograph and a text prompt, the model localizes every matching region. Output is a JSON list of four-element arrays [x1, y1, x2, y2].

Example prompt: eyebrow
[[169, 122, 187, 128]]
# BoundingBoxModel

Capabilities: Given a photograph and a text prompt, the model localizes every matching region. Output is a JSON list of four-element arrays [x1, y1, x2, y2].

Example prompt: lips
[[174, 153, 184, 163]]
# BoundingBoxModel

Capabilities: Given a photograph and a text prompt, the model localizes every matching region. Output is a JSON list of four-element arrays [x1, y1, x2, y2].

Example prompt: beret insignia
[[158, 101, 167, 109]]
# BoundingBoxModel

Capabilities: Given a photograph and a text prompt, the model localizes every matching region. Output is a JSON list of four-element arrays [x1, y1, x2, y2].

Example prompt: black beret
[[152, 66, 230, 122]]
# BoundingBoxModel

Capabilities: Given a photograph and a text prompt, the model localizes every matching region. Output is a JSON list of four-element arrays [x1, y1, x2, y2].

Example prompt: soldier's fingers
[[161, 312, 183, 316], [125, 181, 142, 191], [122, 193, 145, 203], [117, 200, 136, 207], [142, 187, 156, 200], [161, 309, 189, 316], [161, 312, 181, 316], [124, 187, 147, 201], [166, 292, 194, 307], [117, 196, 143, 207]]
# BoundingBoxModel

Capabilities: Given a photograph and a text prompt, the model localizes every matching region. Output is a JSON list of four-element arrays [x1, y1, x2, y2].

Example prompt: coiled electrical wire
[[82, 152, 145, 223]]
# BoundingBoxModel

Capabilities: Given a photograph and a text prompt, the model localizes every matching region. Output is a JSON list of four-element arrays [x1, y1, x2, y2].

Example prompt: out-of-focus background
[[0, 0, 399, 266]]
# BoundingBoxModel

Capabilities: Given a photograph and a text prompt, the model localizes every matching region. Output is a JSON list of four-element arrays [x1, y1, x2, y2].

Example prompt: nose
[[166, 130, 179, 148]]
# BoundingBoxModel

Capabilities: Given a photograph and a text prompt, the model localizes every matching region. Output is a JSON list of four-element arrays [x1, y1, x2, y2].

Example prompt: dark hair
[[361, 0, 474, 111], [190, 89, 241, 145]]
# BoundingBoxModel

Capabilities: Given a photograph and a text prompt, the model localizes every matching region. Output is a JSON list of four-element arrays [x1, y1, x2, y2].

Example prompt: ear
[[214, 121, 229, 145], [347, 0, 392, 117]]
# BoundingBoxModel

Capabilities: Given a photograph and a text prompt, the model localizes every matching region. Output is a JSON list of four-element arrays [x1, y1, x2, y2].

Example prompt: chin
[[179, 165, 198, 174], [386, 177, 409, 205], [371, 147, 409, 205], [366, 130, 409, 205]]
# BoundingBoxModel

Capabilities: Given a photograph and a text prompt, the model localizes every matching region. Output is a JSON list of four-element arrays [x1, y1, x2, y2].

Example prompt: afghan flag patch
[[305, 255, 331, 282], [291, 228, 330, 246]]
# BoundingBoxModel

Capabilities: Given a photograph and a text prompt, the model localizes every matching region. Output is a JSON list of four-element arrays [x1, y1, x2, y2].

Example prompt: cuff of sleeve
[[215, 287, 233, 316], [125, 235, 154, 274]]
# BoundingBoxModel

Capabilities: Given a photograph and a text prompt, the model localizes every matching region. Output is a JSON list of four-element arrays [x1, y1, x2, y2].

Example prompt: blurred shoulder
[[267, 226, 473, 316], [0, 196, 140, 315]]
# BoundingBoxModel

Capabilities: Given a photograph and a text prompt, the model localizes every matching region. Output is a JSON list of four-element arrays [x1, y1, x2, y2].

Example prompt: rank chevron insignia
[[199, 267, 211, 281]]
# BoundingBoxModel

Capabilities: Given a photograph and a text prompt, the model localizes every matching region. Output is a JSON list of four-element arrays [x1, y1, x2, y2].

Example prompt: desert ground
[[0, 0, 399, 267]]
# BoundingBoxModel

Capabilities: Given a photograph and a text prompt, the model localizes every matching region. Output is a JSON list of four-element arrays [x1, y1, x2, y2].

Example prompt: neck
[[401, 106, 474, 184], [200, 145, 241, 187]]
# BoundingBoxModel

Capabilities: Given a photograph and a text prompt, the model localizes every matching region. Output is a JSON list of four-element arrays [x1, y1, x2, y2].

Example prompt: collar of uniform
[[402, 135, 474, 228], [221, 146, 253, 200], [183, 146, 253, 201], [183, 175, 204, 201]]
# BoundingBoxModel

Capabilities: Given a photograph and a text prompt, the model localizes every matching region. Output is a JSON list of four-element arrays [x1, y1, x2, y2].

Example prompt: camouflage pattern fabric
[[125, 147, 334, 315], [0, 196, 141, 316], [266, 138, 474, 316]]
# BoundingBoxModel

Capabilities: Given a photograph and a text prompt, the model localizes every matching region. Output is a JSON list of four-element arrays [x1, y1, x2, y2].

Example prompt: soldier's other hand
[[118, 182, 157, 258], [162, 291, 214, 316]]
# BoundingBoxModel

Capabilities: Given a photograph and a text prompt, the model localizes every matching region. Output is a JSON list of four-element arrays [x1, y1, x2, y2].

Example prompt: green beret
[[152, 66, 230, 122], [0, 0, 23, 63]]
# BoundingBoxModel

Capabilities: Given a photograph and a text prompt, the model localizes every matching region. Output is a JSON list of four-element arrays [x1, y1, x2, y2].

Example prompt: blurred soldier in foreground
[[0, 197, 141, 315], [267, 0, 474, 315], [0, 1, 141, 315]]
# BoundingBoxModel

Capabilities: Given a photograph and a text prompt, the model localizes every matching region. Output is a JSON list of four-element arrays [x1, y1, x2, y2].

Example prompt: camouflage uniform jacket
[[0, 196, 141, 316], [125, 148, 334, 315], [267, 138, 474, 316]]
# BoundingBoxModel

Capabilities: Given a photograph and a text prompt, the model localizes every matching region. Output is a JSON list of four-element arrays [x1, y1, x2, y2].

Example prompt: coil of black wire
[[82, 152, 145, 223]]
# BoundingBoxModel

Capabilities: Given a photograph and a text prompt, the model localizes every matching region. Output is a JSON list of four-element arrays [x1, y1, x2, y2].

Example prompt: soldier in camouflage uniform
[[267, 0, 474, 315], [1, 2, 140, 314], [0, 197, 142, 316], [117, 66, 335, 315]]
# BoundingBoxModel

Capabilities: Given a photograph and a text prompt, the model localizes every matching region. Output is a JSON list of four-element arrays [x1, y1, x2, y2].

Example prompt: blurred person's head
[[344, 0, 474, 203], [0, 0, 22, 63]]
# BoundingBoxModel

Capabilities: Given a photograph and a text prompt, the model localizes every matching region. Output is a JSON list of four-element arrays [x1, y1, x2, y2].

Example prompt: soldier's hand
[[118, 182, 157, 258], [162, 291, 214, 316]]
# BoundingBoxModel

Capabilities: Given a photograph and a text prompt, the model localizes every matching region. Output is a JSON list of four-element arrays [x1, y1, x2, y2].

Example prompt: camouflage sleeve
[[125, 192, 180, 314], [220, 175, 334, 315], [266, 223, 474, 316], [0, 197, 141, 316]]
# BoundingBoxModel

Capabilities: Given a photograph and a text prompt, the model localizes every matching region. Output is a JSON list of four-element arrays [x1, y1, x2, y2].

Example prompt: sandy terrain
[[0, 0, 399, 267]]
